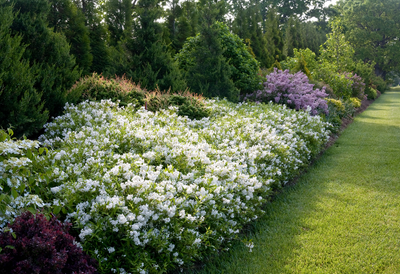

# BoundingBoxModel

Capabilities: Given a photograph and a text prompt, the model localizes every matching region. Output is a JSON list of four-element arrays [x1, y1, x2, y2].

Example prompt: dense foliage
[[67, 73, 210, 120], [1, 99, 330, 273], [339, 0, 400, 80], [176, 21, 260, 99], [0, 211, 98, 273], [0, 3, 48, 137]]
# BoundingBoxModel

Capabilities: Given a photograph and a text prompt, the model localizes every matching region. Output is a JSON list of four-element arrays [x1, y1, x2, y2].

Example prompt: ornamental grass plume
[[245, 68, 328, 115]]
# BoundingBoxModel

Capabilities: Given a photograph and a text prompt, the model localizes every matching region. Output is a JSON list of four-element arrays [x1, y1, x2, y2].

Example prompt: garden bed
[[1, 99, 330, 273]]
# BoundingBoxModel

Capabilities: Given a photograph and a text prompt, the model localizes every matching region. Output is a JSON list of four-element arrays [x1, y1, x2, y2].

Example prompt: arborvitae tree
[[248, 3, 272, 68], [231, 0, 251, 39], [175, 22, 260, 97], [283, 16, 304, 57], [163, 0, 198, 53], [127, 0, 186, 91], [301, 21, 327, 55], [264, 8, 284, 64], [74, 0, 112, 74], [106, 0, 133, 47], [0, 2, 48, 137], [186, 22, 238, 101], [8, 0, 80, 118], [48, 0, 92, 75]]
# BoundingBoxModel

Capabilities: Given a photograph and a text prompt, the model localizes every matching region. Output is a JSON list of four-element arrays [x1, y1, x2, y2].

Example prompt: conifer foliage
[[127, 0, 186, 92], [7, 0, 80, 118], [0, 2, 48, 137]]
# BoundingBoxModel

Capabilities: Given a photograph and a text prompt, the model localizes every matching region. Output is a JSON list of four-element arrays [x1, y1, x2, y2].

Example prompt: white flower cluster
[[4, 99, 329, 273], [0, 138, 45, 227]]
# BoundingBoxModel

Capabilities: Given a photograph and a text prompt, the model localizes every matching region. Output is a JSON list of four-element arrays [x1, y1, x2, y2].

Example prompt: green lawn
[[192, 88, 400, 274]]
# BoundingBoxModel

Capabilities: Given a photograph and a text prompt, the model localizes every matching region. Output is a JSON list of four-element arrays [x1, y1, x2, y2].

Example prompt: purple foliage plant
[[245, 69, 328, 115], [0, 211, 98, 274]]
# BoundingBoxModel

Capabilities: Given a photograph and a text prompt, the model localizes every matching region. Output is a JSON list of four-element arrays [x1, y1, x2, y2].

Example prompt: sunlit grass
[[191, 88, 400, 273]]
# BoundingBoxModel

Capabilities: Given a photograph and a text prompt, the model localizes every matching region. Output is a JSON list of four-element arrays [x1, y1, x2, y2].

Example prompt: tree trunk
[[375, 64, 386, 80]]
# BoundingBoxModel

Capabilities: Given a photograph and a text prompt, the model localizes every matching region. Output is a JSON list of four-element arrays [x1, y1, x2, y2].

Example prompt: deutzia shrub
[[3, 98, 329, 273], [0, 129, 51, 227], [245, 68, 329, 116]]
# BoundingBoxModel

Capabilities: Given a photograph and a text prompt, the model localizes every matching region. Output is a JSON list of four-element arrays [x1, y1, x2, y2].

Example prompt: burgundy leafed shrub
[[0, 212, 98, 274], [245, 68, 328, 115]]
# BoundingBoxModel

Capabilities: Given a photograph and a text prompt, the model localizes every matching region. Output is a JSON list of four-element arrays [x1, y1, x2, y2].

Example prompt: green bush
[[324, 98, 355, 132], [372, 75, 388, 93], [349, 97, 362, 108], [67, 74, 210, 120], [146, 91, 211, 120], [281, 48, 318, 76], [365, 87, 378, 100], [176, 21, 261, 98], [67, 73, 146, 108], [8, 0, 80, 118], [0, 2, 48, 137], [314, 63, 355, 99]]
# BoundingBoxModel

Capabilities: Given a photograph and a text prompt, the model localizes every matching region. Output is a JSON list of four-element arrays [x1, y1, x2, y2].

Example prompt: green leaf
[[61, 207, 67, 214], [11, 188, 18, 199], [39, 147, 45, 155], [11, 232, 16, 239], [7, 128, 13, 137], [18, 182, 26, 192], [5, 245, 15, 249], [53, 205, 61, 214], [26, 207, 36, 215]]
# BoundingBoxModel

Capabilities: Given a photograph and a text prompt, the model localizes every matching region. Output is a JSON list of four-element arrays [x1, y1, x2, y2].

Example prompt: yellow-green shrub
[[349, 97, 362, 108]]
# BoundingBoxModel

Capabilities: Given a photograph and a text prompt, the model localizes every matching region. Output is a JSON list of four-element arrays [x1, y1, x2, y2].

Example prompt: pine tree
[[0, 1, 48, 137], [48, 0, 92, 75], [8, 0, 80, 118], [127, 0, 186, 91]]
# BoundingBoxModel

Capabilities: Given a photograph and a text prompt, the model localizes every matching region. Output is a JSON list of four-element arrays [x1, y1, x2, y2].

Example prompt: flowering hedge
[[245, 69, 328, 116], [1, 99, 330, 273]]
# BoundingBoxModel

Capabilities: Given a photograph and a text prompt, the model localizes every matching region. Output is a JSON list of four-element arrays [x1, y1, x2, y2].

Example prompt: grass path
[[194, 88, 400, 273]]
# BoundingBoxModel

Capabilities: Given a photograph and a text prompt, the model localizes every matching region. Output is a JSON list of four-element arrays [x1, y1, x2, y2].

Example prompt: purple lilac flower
[[245, 69, 329, 115]]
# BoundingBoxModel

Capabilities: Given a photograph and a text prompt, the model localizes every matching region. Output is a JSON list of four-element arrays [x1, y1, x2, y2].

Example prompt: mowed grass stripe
[[194, 88, 400, 274]]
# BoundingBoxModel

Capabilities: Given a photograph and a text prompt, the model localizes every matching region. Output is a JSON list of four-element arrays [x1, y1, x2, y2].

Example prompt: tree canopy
[[339, 0, 400, 79]]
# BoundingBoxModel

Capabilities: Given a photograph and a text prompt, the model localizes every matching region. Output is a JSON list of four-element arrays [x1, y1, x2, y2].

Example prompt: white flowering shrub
[[1, 99, 330, 273], [0, 129, 52, 227]]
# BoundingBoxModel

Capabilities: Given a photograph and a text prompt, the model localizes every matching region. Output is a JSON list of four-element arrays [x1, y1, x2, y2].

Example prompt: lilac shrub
[[245, 69, 328, 115], [346, 73, 366, 100]]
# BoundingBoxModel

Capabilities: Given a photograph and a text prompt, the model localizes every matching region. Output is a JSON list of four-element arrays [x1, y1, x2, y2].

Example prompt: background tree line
[[1, 0, 399, 137]]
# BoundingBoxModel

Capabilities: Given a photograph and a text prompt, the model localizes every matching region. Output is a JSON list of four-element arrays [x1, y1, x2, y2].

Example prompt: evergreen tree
[[264, 8, 284, 64], [283, 16, 304, 57], [48, 0, 93, 75], [0, 1, 48, 137], [74, 0, 112, 74], [8, 0, 80, 118], [127, 0, 185, 91], [301, 21, 327, 55], [232, 0, 271, 68], [106, 0, 133, 47], [163, 0, 198, 53], [186, 22, 238, 101]]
